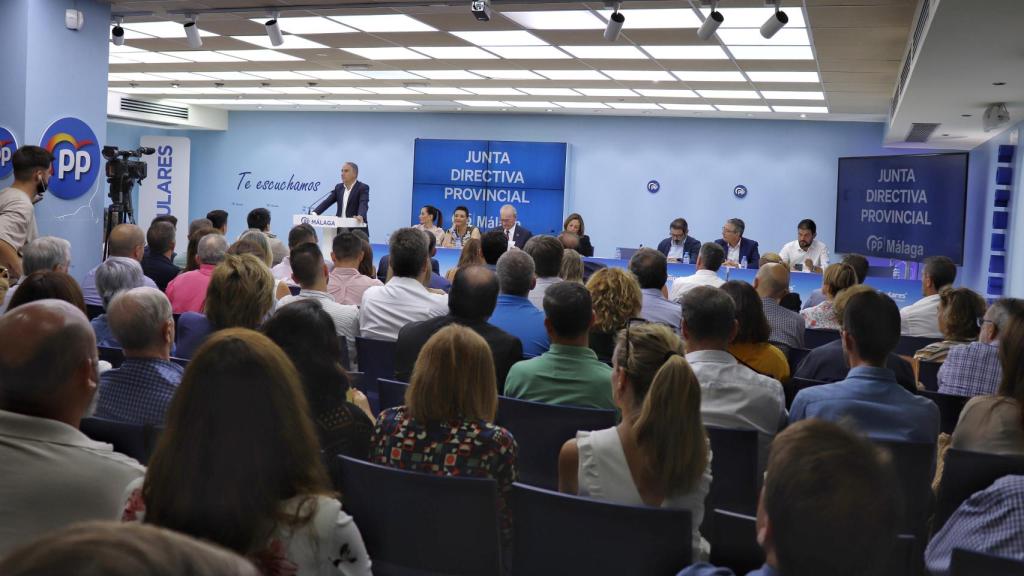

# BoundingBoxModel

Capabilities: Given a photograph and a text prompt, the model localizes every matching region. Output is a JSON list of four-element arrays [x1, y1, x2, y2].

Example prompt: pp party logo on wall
[[39, 117, 100, 200], [0, 126, 17, 179]]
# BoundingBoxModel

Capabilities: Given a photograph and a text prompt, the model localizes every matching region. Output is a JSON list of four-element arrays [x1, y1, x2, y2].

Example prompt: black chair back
[[495, 396, 616, 490], [97, 346, 125, 368], [169, 356, 188, 368], [334, 455, 502, 576], [511, 483, 691, 576], [705, 426, 760, 517], [378, 378, 408, 413], [354, 337, 397, 414], [918, 360, 941, 391], [709, 509, 762, 575], [85, 304, 104, 321], [916, 390, 969, 435], [895, 335, 941, 357], [784, 376, 830, 408], [804, 328, 840, 349], [935, 449, 1024, 534], [80, 417, 162, 465], [886, 534, 919, 576], [786, 347, 811, 375], [339, 336, 351, 371], [951, 548, 1024, 576], [876, 439, 935, 540]]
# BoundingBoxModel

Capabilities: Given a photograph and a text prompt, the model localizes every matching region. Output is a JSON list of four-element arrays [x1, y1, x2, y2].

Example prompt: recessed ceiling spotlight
[[942, 133, 950, 136], [171, 82, 180, 88], [961, 114, 972, 117], [993, 82, 1006, 86], [800, 113, 807, 118], [760, 0, 789, 39]]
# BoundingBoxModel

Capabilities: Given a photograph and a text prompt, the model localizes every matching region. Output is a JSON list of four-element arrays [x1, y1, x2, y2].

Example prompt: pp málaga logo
[[39, 117, 100, 200], [0, 127, 17, 180], [866, 235, 885, 252]]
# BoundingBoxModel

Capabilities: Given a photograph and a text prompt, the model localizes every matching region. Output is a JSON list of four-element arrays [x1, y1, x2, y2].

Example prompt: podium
[[292, 214, 366, 258]]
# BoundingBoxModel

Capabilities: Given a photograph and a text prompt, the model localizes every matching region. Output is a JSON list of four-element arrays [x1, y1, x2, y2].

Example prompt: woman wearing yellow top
[[720, 280, 790, 383]]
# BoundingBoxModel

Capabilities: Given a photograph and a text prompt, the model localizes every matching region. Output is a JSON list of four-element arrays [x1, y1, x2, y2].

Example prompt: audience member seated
[[925, 475, 1024, 576], [395, 265, 521, 385], [6, 270, 86, 314], [355, 231, 376, 279], [715, 218, 759, 269], [562, 213, 594, 257], [166, 233, 228, 314], [793, 285, 916, 392], [425, 231, 451, 292], [235, 229, 274, 269], [279, 243, 359, 366], [263, 301, 373, 459], [441, 205, 481, 248], [949, 305, 1024, 456], [360, 227, 447, 341], [82, 225, 157, 306], [480, 228, 508, 270], [246, 208, 287, 265], [206, 209, 228, 235], [559, 232, 606, 281], [753, 263, 804, 353], [802, 253, 868, 311], [413, 204, 446, 245], [560, 248, 584, 283], [587, 267, 642, 363], [141, 221, 179, 292], [490, 250, 550, 357], [757, 252, 783, 267], [175, 254, 275, 359], [326, 231, 382, 306], [656, 217, 700, 263], [939, 297, 1023, 396], [92, 257, 147, 348], [0, 301, 145, 557], [121, 329, 371, 575], [799, 262, 857, 329], [372, 325, 517, 541], [914, 287, 986, 363], [679, 419, 899, 576], [94, 288, 182, 426], [901, 255, 957, 338], [630, 247, 681, 329], [669, 242, 726, 303], [790, 289, 939, 442], [375, 237, 440, 284], [559, 322, 711, 560], [0, 521, 259, 576], [525, 235, 564, 310], [444, 237, 485, 281], [173, 218, 213, 269], [272, 223, 316, 282], [682, 286, 785, 463], [721, 281, 790, 383], [2, 236, 72, 312], [505, 282, 614, 410], [181, 226, 219, 274]]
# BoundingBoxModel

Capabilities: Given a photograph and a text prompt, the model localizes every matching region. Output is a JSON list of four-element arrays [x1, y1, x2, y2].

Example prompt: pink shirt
[[326, 267, 382, 306], [165, 264, 216, 314]]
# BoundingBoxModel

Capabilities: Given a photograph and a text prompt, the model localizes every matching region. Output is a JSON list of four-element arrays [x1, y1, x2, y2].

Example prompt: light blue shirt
[[639, 288, 681, 329], [81, 263, 158, 307], [678, 562, 779, 576], [488, 294, 550, 357], [789, 365, 939, 443]]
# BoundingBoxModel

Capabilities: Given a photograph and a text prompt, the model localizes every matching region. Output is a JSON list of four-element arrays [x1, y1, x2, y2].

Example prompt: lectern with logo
[[292, 214, 366, 258]]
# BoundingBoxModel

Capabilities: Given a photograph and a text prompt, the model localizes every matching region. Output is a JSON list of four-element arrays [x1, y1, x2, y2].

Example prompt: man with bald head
[[0, 300, 145, 556], [82, 224, 158, 307], [754, 263, 805, 354], [94, 287, 183, 426]]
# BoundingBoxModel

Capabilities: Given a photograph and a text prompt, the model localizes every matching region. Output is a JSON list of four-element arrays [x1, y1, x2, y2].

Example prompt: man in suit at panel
[[491, 204, 532, 250], [312, 161, 370, 236], [656, 217, 701, 263], [715, 217, 760, 268]]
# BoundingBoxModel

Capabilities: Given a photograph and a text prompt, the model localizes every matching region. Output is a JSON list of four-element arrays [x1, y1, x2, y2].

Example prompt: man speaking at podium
[[312, 161, 369, 236]]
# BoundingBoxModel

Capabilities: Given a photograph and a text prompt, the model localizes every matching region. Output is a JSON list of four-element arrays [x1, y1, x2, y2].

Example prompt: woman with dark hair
[[414, 205, 445, 245], [121, 329, 372, 575], [356, 236, 375, 279], [7, 270, 87, 314], [720, 280, 790, 383], [914, 288, 987, 363], [263, 300, 373, 459], [444, 237, 485, 281], [563, 213, 594, 257], [441, 205, 480, 248], [184, 227, 219, 273]]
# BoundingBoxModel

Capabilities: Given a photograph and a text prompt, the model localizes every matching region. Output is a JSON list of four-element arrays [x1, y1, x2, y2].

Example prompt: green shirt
[[504, 344, 615, 410]]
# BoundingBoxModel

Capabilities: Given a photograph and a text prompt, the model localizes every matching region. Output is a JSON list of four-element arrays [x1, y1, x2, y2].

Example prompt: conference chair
[[917, 360, 941, 391], [704, 426, 760, 518], [85, 304, 104, 321], [354, 337, 397, 414], [895, 335, 941, 357], [334, 455, 502, 576], [98, 346, 125, 368], [169, 356, 188, 368], [876, 439, 935, 541], [786, 347, 811, 375], [951, 548, 1024, 576], [784, 376, 829, 408], [339, 336, 351, 371], [80, 417, 162, 465], [378, 378, 408, 413], [934, 449, 1024, 535], [916, 390, 970, 435], [887, 534, 920, 576], [510, 483, 692, 576], [803, 328, 840, 349], [494, 396, 616, 490], [708, 509, 762, 576]]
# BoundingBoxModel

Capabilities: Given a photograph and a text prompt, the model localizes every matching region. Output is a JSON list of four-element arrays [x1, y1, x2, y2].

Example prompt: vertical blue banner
[[411, 138, 567, 235]]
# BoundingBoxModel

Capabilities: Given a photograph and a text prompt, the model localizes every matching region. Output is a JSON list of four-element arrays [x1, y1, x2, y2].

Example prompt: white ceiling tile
[[195, 71, 264, 80], [412, 87, 472, 94], [700, 7, 806, 28], [715, 104, 772, 112], [533, 69, 608, 80], [596, 9, 701, 29], [366, 100, 421, 106], [485, 46, 570, 59], [746, 71, 819, 83], [520, 87, 580, 96], [578, 88, 637, 97], [122, 22, 219, 38], [671, 70, 746, 82], [250, 17, 355, 35], [641, 45, 728, 59], [465, 87, 524, 95], [697, 89, 761, 99], [246, 71, 316, 80], [330, 15, 437, 33], [232, 35, 330, 50], [659, 103, 717, 111], [409, 46, 498, 59], [561, 46, 648, 59], [340, 47, 430, 60], [772, 105, 828, 113], [760, 91, 826, 100], [554, 101, 609, 109], [472, 69, 544, 79], [363, 87, 421, 95], [636, 89, 698, 98], [606, 102, 662, 109], [718, 28, 810, 46], [298, 70, 366, 80], [354, 71, 425, 80], [728, 46, 814, 60], [216, 50, 303, 62], [602, 70, 675, 81], [415, 70, 483, 80], [502, 11, 605, 30], [455, 100, 509, 107], [451, 31, 547, 46], [508, 101, 559, 108]]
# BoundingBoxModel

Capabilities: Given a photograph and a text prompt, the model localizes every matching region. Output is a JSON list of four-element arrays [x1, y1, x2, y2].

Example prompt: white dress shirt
[[359, 276, 448, 341], [779, 239, 830, 271], [528, 276, 562, 310], [505, 224, 518, 250], [340, 181, 354, 216], [279, 289, 360, 368], [0, 409, 145, 557], [669, 270, 725, 303], [900, 293, 942, 338], [726, 242, 740, 264]]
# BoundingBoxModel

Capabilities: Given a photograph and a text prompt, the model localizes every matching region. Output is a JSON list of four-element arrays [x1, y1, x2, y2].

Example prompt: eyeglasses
[[622, 317, 649, 369]]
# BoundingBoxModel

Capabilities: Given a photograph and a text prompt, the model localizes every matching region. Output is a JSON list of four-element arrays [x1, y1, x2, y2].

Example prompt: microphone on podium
[[307, 190, 333, 215]]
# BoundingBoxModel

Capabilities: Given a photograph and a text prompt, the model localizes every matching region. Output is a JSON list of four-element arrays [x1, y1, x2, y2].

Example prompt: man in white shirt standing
[[900, 255, 957, 338], [669, 242, 726, 303], [779, 219, 830, 273], [360, 227, 448, 341], [0, 146, 51, 282], [0, 300, 145, 556]]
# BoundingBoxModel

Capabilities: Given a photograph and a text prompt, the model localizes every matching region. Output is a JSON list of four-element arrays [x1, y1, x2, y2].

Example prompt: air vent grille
[[906, 122, 939, 143], [890, 0, 932, 119], [120, 98, 189, 119]]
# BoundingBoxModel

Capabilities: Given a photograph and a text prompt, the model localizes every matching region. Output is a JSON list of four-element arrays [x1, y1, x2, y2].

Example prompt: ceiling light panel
[[636, 89, 698, 98], [641, 45, 727, 59], [472, 69, 544, 79], [508, 101, 559, 108], [288, 100, 335, 106], [246, 71, 315, 80], [455, 100, 509, 107], [671, 70, 746, 82], [330, 15, 437, 33], [606, 102, 661, 110], [121, 22, 219, 38], [596, 9, 701, 29], [465, 87, 524, 95], [315, 87, 371, 94], [409, 46, 498, 59], [555, 101, 609, 109], [578, 88, 637, 97], [150, 72, 213, 81], [110, 44, 145, 54], [717, 28, 810, 46], [561, 46, 648, 59], [271, 87, 326, 94], [502, 11, 605, 30], [233, 35, 329, 50], [354, 70, 425, 80], [121, 53, 191, 64], [772, 105, 828, 113], [109, 73, 169, 82], [327, 99, 374, 106], [715, 104, 772, 112], [366, 100, 420, 106], [196, 71, 264, 80], [760, 91, 825, 100], [216, 50, 303, 61], [485, 46, 569, 59], [700, 7, 806, 28], [224, 87, 282, 94], [161, 51, 244, 62], [412, 87, 472, 94], [249, 17, 354, 34], [109, 55, 143, 64], [298, 70, 365, 80], [697, 90, 761, 99], [340, 47, 430, 60], [451, 31, 546, 46], [659, 103, 716, 111], [363, 87, 420, 95], [415, 70, 483, 80], [533, 69, 608, 80], [601, 70, 675, 81], [520, 88, 580, 96], [728, 46, 814, 60], [746, 71, 820, 83]]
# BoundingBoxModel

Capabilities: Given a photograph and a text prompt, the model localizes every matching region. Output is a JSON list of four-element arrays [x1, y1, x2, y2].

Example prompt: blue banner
[[411, 138, 567, 235], [835, 153, 968, 265]]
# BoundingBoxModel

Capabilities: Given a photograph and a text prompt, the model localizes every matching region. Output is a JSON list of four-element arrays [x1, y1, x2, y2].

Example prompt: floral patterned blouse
[[121, 478, 372, 576], [370, 406, 518, 540], [800, 299, 841, 330]]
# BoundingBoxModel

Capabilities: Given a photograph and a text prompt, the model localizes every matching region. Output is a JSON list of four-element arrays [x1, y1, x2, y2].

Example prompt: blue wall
[[109, 111, 995, 293]]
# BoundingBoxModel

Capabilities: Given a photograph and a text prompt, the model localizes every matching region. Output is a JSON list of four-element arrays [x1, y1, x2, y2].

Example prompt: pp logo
[[646, 180, 660, 194], [733, 185, 748, 199], [39, 117, 100, 200], [0, 127, 17, 180], [300, 216, 310, 224], [867, 235, 885, 252]]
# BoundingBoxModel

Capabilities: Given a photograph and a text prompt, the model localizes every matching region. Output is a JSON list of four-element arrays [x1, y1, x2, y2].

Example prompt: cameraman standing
[[0, 146, 52, 281]]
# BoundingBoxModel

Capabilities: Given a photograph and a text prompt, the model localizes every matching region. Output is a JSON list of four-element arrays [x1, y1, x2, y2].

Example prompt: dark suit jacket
[[490, 225, 533, 250], [140, 251, 180, 292], [656, 236, 701, 262], [394, 315, 523, 392], [577, 235, 594, 257], [715, 237, 760, 267], [313, 180, 369, 220], [794, 339, 916, 393]]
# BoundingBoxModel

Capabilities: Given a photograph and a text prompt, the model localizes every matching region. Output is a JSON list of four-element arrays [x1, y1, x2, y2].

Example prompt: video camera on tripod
[[101, 145, 154, 257]]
